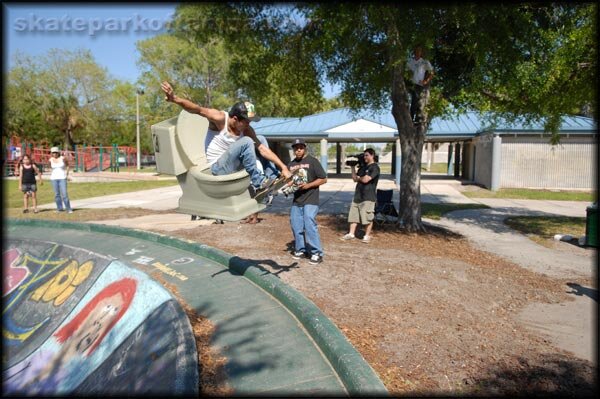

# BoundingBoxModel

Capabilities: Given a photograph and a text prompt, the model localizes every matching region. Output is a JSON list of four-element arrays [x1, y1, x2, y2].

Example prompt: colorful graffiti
[[3, 249, 30, 296], [3, 278, 138, 394], [3, 244, 101, 351], [2, 239, 198, 395]]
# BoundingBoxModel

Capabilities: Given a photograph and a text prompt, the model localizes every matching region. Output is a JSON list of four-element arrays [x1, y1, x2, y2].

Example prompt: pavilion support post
[[320, 139, 328, 173], [447, 143, 454, 176], [394, 138, 401, 187], [336, 142, 342, 174]]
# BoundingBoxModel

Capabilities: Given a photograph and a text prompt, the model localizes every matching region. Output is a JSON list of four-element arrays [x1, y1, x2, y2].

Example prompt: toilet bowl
[[152, 110, 264, 221]]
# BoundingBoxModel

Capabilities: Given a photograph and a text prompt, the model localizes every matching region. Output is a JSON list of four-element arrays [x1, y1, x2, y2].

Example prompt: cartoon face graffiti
[[3, 278, 138, 394], [54, 278, 137, 357]]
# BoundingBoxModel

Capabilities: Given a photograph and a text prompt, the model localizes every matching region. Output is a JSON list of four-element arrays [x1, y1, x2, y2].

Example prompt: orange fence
[[4, 138, 138, 176]]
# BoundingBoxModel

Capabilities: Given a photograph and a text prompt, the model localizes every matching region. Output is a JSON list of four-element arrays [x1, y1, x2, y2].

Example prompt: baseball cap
[[229, 101, 261, 122], [291, 138, 306, 147], [50, 147, 60, 153]]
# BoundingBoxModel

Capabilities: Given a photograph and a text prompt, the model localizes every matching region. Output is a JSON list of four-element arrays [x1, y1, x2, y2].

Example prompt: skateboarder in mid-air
[[161, 81, 292, 199]]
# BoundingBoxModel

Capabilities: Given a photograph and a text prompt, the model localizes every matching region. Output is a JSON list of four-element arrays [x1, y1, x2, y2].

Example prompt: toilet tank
[[151, 111, 209, 176]]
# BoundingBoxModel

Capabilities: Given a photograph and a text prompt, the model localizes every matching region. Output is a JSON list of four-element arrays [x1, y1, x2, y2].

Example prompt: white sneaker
[[309, 254, 323, 265], [361, 235, 372, 243], [340, 233, 355, 241]]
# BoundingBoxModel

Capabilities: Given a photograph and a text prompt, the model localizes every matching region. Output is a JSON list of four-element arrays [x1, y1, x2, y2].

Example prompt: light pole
[[136, 88, 145, 170]]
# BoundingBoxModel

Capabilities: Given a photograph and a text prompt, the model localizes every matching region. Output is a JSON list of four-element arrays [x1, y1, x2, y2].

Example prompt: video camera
[[345, 152, 378, 167], [345, 153, 366, 168]]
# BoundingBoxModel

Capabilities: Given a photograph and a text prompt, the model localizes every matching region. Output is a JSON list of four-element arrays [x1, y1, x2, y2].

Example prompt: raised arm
[[161, 81, 226, 126]]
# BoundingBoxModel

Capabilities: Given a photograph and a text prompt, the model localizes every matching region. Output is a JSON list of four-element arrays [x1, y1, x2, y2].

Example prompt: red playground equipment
[[4, 138, 138, 176]]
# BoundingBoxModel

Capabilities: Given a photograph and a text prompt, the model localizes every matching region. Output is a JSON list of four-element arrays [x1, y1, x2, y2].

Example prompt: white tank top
[[50, 156, 67, 180], [205, 111, 244, 166]]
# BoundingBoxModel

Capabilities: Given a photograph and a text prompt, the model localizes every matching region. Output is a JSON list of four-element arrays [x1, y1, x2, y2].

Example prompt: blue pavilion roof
[[252, 108, 596, 141]]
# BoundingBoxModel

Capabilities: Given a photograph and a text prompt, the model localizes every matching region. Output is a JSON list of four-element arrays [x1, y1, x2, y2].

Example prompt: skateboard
[[280, 168, 308, 197], [253, 169, 300, 203]]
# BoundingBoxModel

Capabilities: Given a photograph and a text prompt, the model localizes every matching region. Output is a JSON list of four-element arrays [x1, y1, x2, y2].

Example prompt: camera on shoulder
[[345, 153, 365, 167], [345, 152, 378, 167]]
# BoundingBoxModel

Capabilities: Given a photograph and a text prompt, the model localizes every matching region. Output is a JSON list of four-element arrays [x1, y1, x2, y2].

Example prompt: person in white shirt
[[406, 46, 434, 125], [49, 147, 73, 213], [160, 81, 291, 196]]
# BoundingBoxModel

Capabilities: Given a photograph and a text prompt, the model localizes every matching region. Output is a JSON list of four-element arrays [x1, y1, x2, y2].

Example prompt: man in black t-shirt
[[340, 148, 380, 243], [286, 138, 328, 265]]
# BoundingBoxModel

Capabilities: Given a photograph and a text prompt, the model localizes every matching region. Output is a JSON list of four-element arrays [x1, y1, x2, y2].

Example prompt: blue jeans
[[210, 135, 278, 188], [290, 204, 323, 256], [256, 135, 279, 181], [51, 179, 72, 211]]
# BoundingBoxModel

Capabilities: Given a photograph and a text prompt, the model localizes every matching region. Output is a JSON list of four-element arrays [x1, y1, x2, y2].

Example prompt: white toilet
[[151, 110, 265, 221]]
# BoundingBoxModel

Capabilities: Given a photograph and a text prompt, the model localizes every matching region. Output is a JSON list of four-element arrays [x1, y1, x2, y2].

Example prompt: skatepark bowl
[[4, 218, 388, 396]]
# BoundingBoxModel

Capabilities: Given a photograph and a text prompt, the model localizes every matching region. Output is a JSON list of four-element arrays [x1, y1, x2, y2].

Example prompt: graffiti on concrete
[[2, 242, 114, 368], [3, 278, 137, 394], [2, 257, 194, 395], [76, 299, 198, 395], [3, 248, 30, 296]]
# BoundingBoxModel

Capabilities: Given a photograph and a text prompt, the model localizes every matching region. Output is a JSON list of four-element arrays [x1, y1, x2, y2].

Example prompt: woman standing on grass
[[18, 154, 43, 214], [49, 147, 73, 214]]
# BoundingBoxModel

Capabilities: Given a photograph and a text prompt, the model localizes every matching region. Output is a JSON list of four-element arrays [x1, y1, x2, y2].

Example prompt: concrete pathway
[[39, 177, 475, 221], [428, 208, 592, 279]]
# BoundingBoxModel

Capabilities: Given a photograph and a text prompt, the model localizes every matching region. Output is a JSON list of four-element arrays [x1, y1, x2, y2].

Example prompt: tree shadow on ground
[[566, 283, 599, 302], [469, 354, 598, 397], [318, 214, 464, 239], [442, 207, 578, 236]]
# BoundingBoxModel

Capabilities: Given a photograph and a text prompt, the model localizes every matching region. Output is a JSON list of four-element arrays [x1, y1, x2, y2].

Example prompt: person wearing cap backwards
[[286, 138, 327, 265], [160, 81, 291, 197]]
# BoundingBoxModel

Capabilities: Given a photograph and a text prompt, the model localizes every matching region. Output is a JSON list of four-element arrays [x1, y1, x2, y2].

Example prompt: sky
[[4, 3, 339, 98]]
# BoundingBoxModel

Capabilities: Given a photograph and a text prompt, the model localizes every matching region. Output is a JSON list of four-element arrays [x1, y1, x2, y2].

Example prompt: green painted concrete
[[6, 219, 388, 396]]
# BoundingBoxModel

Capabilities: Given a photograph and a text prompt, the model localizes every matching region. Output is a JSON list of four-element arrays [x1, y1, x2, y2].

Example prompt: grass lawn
[[462, 188, 595, 202], [421, 163, 449, 173], [112, 166, 160, 174], [3, 179, 178, 209], [504, 216, 587, 246]]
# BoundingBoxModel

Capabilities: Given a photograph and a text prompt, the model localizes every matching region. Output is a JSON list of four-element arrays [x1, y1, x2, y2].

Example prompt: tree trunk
[[390, 62, 427, 233], [398, 124, 426, 232], [64, 128, 72, 152]]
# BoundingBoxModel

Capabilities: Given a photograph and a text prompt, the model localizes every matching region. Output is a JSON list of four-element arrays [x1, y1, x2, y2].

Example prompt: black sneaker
[[251, 177, 275, 199], [309, 254, 323, 265], [291, 251, 305, 260]]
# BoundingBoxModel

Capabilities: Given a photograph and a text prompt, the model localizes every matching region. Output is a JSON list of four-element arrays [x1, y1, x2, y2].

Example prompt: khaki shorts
[[348, 201, 375, 224]]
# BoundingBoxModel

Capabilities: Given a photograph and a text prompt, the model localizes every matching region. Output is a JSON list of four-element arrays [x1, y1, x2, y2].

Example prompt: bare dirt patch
[[157, 213, 596, 397]]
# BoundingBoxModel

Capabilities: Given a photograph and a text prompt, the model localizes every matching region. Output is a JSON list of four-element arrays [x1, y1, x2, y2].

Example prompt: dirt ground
[[13, 202, 571, 395], [6, 206, 597, 396], [155, 212, 598, 397]]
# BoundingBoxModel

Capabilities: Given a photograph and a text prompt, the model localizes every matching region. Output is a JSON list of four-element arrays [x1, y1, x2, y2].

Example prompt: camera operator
[[340, 148, 380, 243]]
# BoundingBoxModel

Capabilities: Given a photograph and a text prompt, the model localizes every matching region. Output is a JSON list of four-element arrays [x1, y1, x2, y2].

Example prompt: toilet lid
[[176, 110, 209, 167]]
